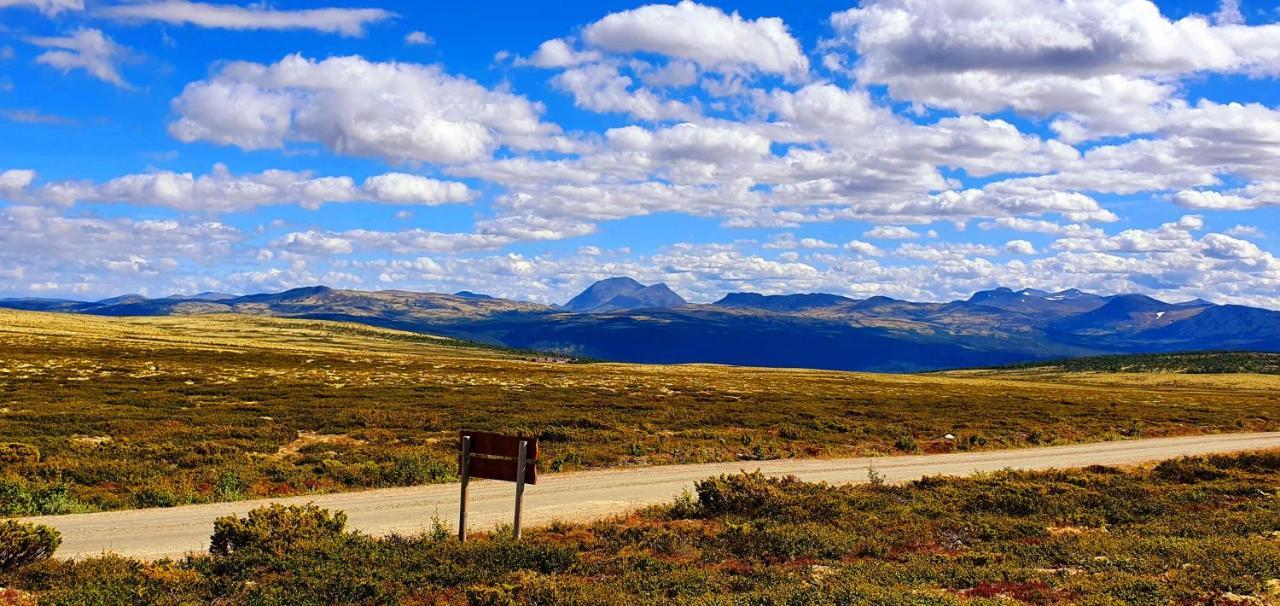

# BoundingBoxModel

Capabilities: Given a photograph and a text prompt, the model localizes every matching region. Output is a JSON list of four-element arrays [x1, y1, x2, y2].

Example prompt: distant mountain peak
[[1176, 298, 1216, 307], [453, 291, 494, 300], [166, 291, 238, 301], [95, 294, 147, 305], [563, 277, 686, 313]]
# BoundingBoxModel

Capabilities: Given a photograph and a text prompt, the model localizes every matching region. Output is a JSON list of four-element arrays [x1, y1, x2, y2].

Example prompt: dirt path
[[23, 432, 1280, 560]]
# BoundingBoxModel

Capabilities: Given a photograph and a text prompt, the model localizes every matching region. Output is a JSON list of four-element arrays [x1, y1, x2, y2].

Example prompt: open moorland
[[2, 308, 1279, 515], [5, 450, 1280, 605]]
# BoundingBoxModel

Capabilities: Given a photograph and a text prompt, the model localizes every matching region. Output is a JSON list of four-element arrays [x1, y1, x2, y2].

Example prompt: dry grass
[[1, 308, 1277, 514]]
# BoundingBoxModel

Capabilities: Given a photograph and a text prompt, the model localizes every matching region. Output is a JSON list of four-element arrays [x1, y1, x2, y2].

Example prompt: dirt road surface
[[23, 432, 1280, 560]]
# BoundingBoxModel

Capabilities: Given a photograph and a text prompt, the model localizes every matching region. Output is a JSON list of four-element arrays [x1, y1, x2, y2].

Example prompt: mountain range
[[4, 279, 1278, 372]]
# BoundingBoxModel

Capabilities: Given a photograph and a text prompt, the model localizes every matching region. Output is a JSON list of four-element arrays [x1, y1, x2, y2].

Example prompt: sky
[[1, 0, 1280, 307]]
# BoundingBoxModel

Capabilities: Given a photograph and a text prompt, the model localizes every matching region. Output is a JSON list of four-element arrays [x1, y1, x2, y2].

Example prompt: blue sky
[[1, 0, 1279, 306]]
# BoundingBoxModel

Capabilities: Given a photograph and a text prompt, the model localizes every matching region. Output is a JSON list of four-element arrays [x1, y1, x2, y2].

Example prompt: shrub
[[213, 470, 245, 500], [695, 472, 845, 522], [0, 520, 61, 573], [383, 454, 451, 485], [0, 478, 33, 516], [132, 487, 177, 509], [1154, 456, 1229, 483], [0, 443, 39, 464], [777, 424, 803, 440], [209, 504, 348, 557], [0, 479, 78, 516]]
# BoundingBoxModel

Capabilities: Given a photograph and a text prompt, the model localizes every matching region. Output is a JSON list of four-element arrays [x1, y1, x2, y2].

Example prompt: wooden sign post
[[457, 430, 539, 542]]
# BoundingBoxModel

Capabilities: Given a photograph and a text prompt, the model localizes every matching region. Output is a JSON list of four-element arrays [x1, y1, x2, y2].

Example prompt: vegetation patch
[[975, 351, 1280, 375], [4, 451, 1280, 604], [1, 309, 1278, 514]]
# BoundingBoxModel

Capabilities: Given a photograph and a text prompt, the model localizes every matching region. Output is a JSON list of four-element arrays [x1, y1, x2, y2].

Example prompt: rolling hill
[[2, 279, 1278, 371], [1, 307, 1278, 517]]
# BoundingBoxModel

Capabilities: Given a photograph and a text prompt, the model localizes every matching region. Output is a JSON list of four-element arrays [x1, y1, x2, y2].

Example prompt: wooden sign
[[467, 455, 538, 484], [462, 430, 541, 462], [457, 430, 539, 542]]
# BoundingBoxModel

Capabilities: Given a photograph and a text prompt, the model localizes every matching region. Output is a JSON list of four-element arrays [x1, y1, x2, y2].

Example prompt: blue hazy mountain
[[562, 277, 687, 312], [714, 292, 855, 312], [3, 279, 1277, 372]]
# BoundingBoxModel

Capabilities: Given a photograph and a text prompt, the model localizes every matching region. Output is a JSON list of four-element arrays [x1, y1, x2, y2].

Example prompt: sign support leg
[[458, 435, 471, 543], [514, 439, 527, 540]]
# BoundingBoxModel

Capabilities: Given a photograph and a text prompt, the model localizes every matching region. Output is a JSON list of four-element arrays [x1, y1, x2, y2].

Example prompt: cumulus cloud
[[169, 54, 564, 164], [0, 205, 240, 294], [1005, 240, 1038, 255], [404, 31, 432, 45], [1225, 225, 1265, 239], [8, 1, 1280, 308], [864, 225, 921, 240], [274, 228, 511, 256], [581, 1, 808, 78], [828, 0, 1280, 140], [26, 28, 132, 89], [551, 63, 700, 120], [521, 38, 602, 68], [98, 1, 394, 36], [7, 165, 473, 212], [844, 240, 884, 256], [0, 169, 36, 196], [1175, 181, 1280, 211]]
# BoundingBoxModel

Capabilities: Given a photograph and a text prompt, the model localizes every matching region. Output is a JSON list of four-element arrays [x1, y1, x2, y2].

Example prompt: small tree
[[210, 503, 348, 557], [0, 520, 61, 573]]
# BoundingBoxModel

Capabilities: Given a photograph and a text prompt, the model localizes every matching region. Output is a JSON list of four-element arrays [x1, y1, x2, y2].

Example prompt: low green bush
[[6, 452, 1280, 604], [209, 504, 348, 558], [0, 521, 61, 573]]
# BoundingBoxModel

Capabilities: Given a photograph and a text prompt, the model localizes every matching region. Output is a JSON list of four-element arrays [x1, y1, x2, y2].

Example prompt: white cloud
[[1005, 239, 1038, 255], [1, 108, 76, 125], [0, 0, 81, 15], [864, 225, 921, 240], [26, 28, 132, 89], [798, 237, 836, 249], [98, 1, 394, 37], [1225, 225, 1265, 239], [1052, 215, 1205, 254], [581, 1, 808, 78], [1175, 181, 1280, 211], [894, 242, 999, 261], [1214, 0, 1244, 26], [844, 240, 884, 256], [521, 38, 602, 68], [0, 205, 240, 293], [0, 169, 36, 196], [169, 54, 563, 164], [8, 165, 473, 212], [551, 63, 700, 120], [1201, 232, 1268, 264], [273, 231, 354, 255], [360, 173, 472, 206], [829, 0, 1280, 140], [404, 31, 433, 45], [275, 228, 511, 256]]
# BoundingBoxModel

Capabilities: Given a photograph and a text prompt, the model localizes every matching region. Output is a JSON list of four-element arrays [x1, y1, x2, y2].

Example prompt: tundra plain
[[2, 308, 1278, 516]]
